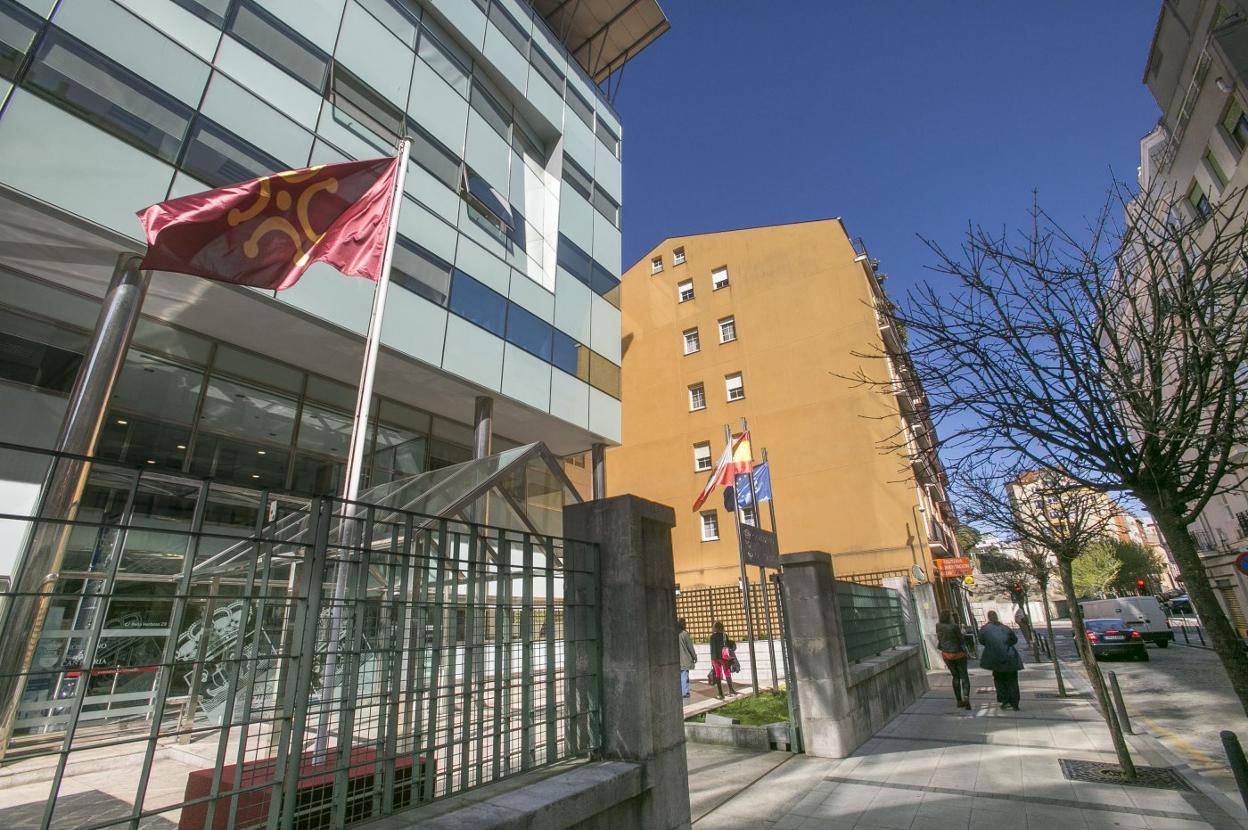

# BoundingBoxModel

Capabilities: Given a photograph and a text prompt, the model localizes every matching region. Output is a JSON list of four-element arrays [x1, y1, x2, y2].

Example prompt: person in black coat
[[708, 621, 738, 699], [978, 610, 1024, 710]]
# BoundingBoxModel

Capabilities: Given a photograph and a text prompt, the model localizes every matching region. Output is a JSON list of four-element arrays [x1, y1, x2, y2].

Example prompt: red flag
[[136, 156, 400, 291], [692, 432, 752, 512]]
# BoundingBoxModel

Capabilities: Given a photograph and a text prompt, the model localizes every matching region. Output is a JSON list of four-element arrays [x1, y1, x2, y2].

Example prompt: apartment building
[[606, 219, 958, 590], [0, 0, 669, 577], [1136, 0, 1248, 634]]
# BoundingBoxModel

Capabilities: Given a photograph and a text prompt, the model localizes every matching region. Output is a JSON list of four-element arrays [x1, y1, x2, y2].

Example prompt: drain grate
[[1058, 759, 1194, 791]]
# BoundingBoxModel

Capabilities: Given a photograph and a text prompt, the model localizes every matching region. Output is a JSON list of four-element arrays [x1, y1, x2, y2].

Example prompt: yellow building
[[605, 219, 958, 589]]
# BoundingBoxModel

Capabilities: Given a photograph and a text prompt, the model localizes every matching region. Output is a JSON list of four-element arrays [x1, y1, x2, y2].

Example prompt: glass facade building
[[0, 0, 665, 576]]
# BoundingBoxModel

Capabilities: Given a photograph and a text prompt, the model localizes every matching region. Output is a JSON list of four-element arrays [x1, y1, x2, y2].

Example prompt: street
[[1031, 619, 1248, 797]]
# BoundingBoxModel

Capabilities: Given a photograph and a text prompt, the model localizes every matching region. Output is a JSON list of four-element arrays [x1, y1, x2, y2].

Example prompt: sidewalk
[[689, 659, 1248, 829]]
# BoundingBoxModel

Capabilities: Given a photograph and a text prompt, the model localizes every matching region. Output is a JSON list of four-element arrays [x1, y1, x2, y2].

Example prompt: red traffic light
[[1135, 579, 1146, 588], [1011, 585, 1022, 593]]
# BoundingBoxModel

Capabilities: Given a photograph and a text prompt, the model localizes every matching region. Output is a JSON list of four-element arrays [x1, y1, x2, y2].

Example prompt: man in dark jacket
[[678, 618, 697, 699], [978, 610, 1024, 710]]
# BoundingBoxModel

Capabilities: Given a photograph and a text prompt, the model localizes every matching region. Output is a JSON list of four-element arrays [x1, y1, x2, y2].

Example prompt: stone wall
[[780, 551, 929, 759]]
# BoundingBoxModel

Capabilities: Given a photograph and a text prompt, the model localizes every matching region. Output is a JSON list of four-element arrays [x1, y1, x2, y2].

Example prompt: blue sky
[[611, 3, 1162, 299]]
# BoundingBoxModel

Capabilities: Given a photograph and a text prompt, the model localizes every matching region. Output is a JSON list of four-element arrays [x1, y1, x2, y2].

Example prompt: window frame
[[718, 316, 737, 344], [1188, 179, 1212, 220], [700, 510, 720, 541], [683, 327, 700, 355], [672, 247, 686, 266], [693, 442, 712, 472], [688, 382, 706, 412], [678, 280, 694, 303], [725, 372, 745, 402], [1221, 97, 1248, 153], [650, 256, 663, 274], [712, 265, 730, 290], [227, 0, 330, 92]]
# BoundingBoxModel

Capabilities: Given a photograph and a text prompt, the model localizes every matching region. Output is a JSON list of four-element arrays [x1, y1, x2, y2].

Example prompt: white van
[[1078, 597, 1174, 647]]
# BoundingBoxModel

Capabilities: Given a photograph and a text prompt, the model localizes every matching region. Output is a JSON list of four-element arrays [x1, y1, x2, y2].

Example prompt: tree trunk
[[1150, 506, 1248, 717], [1059, 558, 1137, 780], [1040, 577, 1065, 697]]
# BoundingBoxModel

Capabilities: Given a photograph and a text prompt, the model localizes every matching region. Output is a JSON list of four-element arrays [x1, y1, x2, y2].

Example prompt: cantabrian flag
[[692, 432, 752, 512], [136, 155, 401, 291]]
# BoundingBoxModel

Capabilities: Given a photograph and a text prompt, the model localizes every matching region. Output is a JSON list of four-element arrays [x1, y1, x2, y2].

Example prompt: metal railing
[[839, 567, 910, 588], [0, 446, 600, 829], [835, 581, 906, 664]]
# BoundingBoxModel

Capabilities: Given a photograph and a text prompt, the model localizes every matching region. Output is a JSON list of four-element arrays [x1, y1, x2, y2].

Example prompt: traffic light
[[1010, 585, 1024, 605], [1136, 578, 1147, 596]]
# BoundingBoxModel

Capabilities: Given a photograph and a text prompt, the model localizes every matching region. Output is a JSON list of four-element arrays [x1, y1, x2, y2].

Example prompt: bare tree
[[865, 184, 1248, 714], [954, 464, 1137, 776]]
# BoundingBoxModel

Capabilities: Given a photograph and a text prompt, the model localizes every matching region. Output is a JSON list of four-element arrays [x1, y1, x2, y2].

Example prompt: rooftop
[[532, 0, 670, 84]]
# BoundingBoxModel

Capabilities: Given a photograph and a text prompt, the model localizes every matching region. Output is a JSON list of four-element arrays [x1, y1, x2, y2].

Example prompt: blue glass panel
[[590, 260, 620, 301], [551, 329, 579, 377], [0, 0, 41, 80], [227, 0, 329, 91], [392, 236, 451, 306], [504, 301, 551, 361], [171, 0, 230, 27], [449, 269, 506, 337], [465, 167, 513, 229], [556, 233, 592, 287]]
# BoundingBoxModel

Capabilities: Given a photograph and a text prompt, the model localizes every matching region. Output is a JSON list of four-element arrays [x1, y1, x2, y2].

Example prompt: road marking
[[1137, 713, 1221, 772]]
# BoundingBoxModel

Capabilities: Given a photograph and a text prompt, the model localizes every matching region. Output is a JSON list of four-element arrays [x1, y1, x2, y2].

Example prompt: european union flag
[[734, 462, 772, 508]]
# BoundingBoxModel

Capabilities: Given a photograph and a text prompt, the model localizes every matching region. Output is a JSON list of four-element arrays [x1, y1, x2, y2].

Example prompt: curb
[[1054, 653, 1248, 828]]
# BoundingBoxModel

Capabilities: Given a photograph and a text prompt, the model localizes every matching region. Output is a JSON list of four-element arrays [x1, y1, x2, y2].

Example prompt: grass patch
[[688, 689, 789, 726]]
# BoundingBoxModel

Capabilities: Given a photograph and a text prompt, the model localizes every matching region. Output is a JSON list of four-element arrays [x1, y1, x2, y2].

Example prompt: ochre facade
[[607, 220, 950, 589]]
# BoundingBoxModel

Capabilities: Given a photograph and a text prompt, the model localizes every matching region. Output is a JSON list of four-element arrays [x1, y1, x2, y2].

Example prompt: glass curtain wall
[[0, 305, 493, 498]]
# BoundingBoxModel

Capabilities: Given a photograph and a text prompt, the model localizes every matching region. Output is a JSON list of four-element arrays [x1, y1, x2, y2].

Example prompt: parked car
[[1084, 618, 1149, 661], [1079, 597, 1173, 647], [1165, 594, 1193, 614]]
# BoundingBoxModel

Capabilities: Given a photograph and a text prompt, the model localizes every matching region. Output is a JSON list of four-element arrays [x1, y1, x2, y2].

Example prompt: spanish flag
[[692, 432, 753, 512]]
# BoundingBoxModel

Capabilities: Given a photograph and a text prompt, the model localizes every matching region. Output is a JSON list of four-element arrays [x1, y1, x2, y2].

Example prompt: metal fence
[[675, 582, 781, 642], [835, 581, 906, 663], [839, 567, 910, 588], [0, 453, 600, 829]]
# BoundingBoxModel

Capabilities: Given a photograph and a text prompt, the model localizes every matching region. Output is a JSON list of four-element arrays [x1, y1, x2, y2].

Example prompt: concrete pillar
[[777, 551, 854, 758], [591, 442, 606, 500], [473, 395, 493, 459], [564, 495, 690, 830], [0, 253, 149, 758]]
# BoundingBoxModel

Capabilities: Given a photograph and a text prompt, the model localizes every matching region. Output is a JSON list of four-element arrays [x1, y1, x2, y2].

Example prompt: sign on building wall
[[934, 557, 973, 578]]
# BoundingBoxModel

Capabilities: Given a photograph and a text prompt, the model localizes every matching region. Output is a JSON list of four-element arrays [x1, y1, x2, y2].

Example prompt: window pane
[[530, 43, 562, 91], [407, 118, 461, 189], [588, 351, 619, 398], [470, 80, 511, 137], [594, 119, 619, 156], [191, 432, 290, 488], [488, 1, 529, 54], [180, 116, 285, 187], [449, 269, 507, 337], [392, 236, 452, 305], [329, 61, 404, 143], [212, 345, 303, 393], [357, 0, 420, 46], [228, 0, 329, 91], [551, 329, 582, 377], [592, 185, 619, 226], [170, 0, 231, 28], [463, 167, 514, 228], [0, 0, 41, 81], [417, 17, 470, 96], [505, 302, 552, 361], [197, 375, 297, 446], [370, 423, 426, 485], [562, 154, 592, 200], [24, 29, 194, 163], [557, 233, 593, 285], [0, 309, 85, 393], [565, 85, 592, 128], [110, 352, 204, 423]]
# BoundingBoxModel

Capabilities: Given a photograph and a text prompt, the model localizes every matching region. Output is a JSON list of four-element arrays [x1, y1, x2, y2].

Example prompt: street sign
[[934, 557, 973, 578], [739, 523, 780, 568], [962, 575, 975, 586], [1235, 551, 1248, 576]]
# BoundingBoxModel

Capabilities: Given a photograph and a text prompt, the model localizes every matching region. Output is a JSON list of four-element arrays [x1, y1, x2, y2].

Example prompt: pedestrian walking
[[979, 610, 1024, 710], [708, 621, 738, 699], [935, 610, 971, 710], [678, 617, 697, 699]]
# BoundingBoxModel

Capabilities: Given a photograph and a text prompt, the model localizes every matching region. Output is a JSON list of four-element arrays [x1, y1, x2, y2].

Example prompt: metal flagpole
[[313, 138, 411, 761], [725, 424, 759, 693], [749, 437, 778, 691]]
